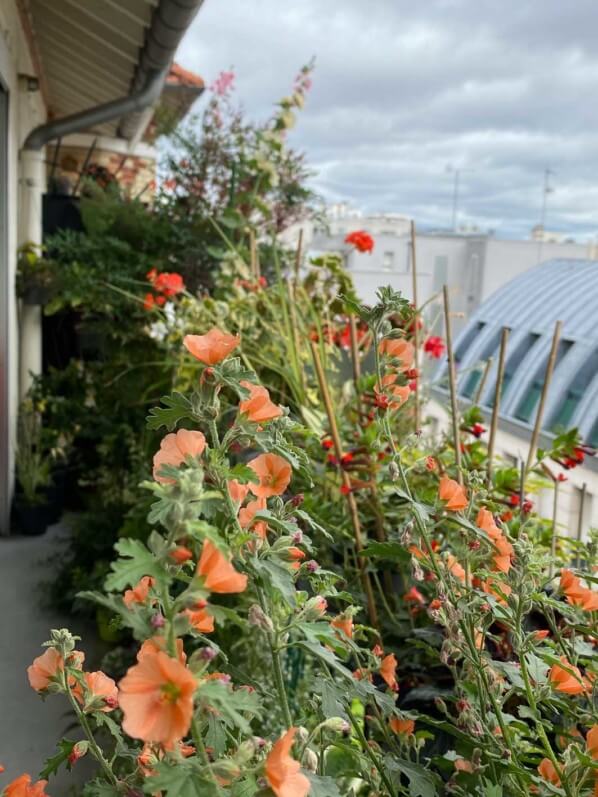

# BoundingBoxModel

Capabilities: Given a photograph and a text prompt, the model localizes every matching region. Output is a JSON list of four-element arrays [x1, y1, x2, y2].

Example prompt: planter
[[45, 464, 67, 524], [13, 496, 52, 536], [21, 284, 53, 305]]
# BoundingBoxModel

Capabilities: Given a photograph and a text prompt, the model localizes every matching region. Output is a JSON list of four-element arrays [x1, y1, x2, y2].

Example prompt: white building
[[305, 216, 594, 335], [0, 0, 204, 534]]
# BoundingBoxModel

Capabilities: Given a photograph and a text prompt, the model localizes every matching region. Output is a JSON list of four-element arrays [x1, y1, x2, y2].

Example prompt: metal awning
[[22, 0, 202, 140]]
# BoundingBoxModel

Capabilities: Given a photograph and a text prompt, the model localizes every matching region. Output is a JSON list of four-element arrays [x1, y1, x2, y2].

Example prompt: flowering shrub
[[9, 279, 598, 796]]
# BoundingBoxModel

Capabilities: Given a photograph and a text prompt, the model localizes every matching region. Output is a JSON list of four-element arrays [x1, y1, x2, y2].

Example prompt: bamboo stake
[[474, 357, 493, 405], [249, 230, 260, 280], [575, 482, 587, 569], [487, 328, 509, 485], [349, 315, 361, 388], [310, 341, 379, 631], [410, 220, 421, 432], [443, 286, 462, 482], [294, 228, 304, 284], [549, 479, 560, 580], [525, 320, 562, 474]]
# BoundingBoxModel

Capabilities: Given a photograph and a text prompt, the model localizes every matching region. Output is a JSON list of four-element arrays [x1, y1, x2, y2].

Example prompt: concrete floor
[[0, 521, 103, 795]]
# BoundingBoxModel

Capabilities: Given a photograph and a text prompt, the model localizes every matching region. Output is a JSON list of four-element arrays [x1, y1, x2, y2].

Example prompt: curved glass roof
[[448, 259, 598, 444]]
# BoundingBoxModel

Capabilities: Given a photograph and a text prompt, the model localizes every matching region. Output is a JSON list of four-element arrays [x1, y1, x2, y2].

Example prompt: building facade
[[0, 0, 204, 534], [429, 258, 598, 540]]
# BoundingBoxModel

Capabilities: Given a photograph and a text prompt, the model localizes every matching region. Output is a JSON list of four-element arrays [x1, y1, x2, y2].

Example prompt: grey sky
[[178, 0, 598, 240]]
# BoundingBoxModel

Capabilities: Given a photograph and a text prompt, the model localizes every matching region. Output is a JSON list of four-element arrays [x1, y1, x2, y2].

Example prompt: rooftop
[[445, 258, 598, 447]]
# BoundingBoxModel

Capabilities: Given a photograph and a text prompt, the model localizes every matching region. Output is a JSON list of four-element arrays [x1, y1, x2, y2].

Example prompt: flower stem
[[62, 671, 118, 786]]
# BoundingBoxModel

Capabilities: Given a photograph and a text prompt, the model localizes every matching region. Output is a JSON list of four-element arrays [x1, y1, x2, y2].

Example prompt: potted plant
[[13, 402, 54, 535], [15, 242, 57, 305]]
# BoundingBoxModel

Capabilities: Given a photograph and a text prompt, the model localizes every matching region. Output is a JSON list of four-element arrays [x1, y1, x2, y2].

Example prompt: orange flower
[[119, 647, 197, 747], [153, 429, 206, 483], [197, 540, 248, 594], [378, 338, 415, 371], [538, 758, 561, 786], [374, 373, 411, 410], [183, 328, 240, 365], [533, 629, 550, 641], [138, 636, 186, 664], [560, 569, 598, 611], [446, 554, 466, 583], [265, 727, 310, 797], [248, 453, 292, 498], [238, 496, 268, 539], [73, 671, 118, 712], [170, 546, 193, 564], [481, 577, 512, 604], [124, 576, 155, 608], [239, 381, 283, 423], [476, 509, 514, 573], [4, 774, 50, 797], [587, 725, 598, 759], [331, 614, 354, 639], [390, 717, 415, 735], [228, 479, 250, 504], [492, 534, 514, 574], [184, 603, 215, 633], [27, 647, 64, 692], [549, 657, 588, 695], [454, 759, 474, 773], [380, 653, 398, 690], [438, 476, 468, 511]]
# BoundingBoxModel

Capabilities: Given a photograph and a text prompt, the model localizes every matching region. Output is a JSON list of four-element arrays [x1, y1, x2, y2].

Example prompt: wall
[[46, 133, 157, 198], [0, 0, 46, 534]]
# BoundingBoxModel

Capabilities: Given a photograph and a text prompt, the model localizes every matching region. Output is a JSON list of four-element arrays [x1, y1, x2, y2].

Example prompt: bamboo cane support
[[525, 320, 562, 474], [474, 357, 493, 405], [294, 228, 304, 284], [549, 480, 560, 580], [410, 220, 421, 432], [443, 286, 462, 482], [310, 341, 379, 630], [575, 482, 587, 569], [487, 328, 509, 485]]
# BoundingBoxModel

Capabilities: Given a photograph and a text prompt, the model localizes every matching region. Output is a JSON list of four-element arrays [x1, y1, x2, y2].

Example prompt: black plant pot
[[45, 465, 67, 524], [13, 497, 52, 536]]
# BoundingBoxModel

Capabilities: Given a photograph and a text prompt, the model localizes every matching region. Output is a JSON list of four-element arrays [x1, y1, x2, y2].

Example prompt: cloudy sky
[[177, 0, 598, 240]]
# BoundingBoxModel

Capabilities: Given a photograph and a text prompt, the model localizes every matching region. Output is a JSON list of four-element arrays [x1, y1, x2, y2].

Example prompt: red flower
[[403, 587, 425, 605], [423, 336, 445, 359], [154, 272, 185, 297], [345, 230, 374, 253], [470, 423, 486, 438]]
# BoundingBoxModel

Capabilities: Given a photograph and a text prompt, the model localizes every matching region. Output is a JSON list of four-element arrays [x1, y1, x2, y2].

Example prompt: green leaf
[[40, 739, 76, 779], [196, 680, 261, 735], [252, 557, 296, 606], [78, 591, 151, 640], [361, 541, 411, 563], [228, 463, 259, 484], [231, 778, 259, 797], [104, 538, 168, 591], [82, 780, 122, 797], [307, 773, 342, 796], [143, 762, 219, 797], [384, 756, 439, 797], [147, 392, 194, 431]]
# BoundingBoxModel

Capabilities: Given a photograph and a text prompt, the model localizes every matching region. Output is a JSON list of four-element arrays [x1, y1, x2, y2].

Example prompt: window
[[570, 487, 593, 541], [382, 251, 395, 271], [459, 329, 502, 399], [549, 347, 598, 431], [455, 322, 485, 364], [433, 255, 448, 293], [487, 332, 538, 408], [514, 339, 573, 423], [589, 418, 598, 448]]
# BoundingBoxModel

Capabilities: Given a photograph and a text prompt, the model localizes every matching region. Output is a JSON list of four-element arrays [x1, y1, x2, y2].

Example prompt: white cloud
[[176, 0, 598, 239]]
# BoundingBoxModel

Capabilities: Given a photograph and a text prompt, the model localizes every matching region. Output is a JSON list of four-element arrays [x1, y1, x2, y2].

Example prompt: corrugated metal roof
[[27, 0, 157, 137], [446, 259, 598, 442]]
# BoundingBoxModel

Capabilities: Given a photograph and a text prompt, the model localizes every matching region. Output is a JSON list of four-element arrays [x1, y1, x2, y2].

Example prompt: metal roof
[[23, 0, 202, 139], [446, 259, 598, 443]]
